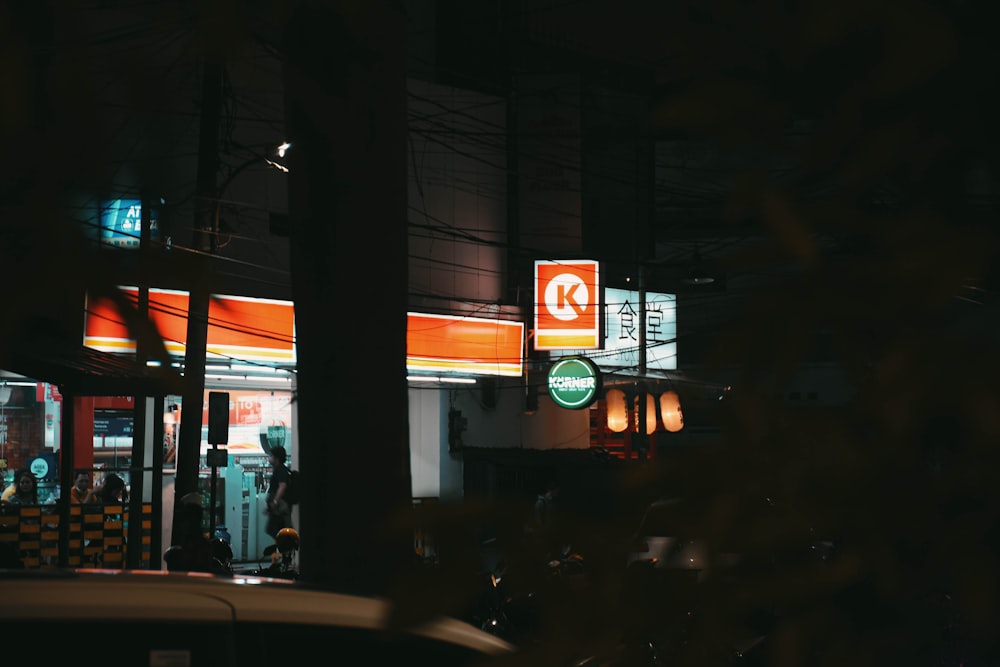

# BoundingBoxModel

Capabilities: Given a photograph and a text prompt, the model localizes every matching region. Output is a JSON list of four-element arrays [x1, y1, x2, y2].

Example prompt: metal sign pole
[[209, 448, 218, 538]]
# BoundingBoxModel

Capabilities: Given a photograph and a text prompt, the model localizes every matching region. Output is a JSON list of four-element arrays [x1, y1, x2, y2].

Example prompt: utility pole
[[635, 103, 654, 461], [127, 196, 151, 568], [173, 60, 222, 536], [637, 265, 648, 459]]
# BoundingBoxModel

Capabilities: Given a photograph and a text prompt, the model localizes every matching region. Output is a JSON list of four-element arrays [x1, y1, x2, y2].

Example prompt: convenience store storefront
[[0, 287, 297, 569], [0, 346, 184, 569], [84, 286, 298, 564]]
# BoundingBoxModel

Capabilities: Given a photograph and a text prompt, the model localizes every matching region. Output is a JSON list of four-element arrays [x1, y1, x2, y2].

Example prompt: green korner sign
[[547, 357, 601, 409]]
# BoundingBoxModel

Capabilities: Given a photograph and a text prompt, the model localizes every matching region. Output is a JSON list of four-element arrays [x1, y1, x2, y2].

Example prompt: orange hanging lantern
[[633, 393, 658, 435], [605, 388, 628, 433], [659, 390, 684, 432]]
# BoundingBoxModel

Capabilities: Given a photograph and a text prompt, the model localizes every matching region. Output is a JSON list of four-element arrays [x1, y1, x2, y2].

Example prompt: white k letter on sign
[[534, 259, 600, 350]]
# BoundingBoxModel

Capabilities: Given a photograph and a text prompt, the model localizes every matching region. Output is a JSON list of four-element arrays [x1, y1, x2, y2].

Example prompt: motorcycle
[[470, 561, 518, 637], [254, 527, 299, 579], [163, 537, 233, 575], [469, 543, 586, 644]]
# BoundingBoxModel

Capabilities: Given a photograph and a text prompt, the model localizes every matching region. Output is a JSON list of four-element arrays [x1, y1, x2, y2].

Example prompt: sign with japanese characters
[[551, 288, 677, 371], [534, 259, 601, 350]]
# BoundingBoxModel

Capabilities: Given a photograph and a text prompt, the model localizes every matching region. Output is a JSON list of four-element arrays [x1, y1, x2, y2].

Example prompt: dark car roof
[[0, 568, 514, 658]]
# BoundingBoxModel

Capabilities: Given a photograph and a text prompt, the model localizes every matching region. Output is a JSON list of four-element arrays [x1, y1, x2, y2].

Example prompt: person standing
[[525, 480, 563, 562], [533, 481, 560, 530], [264, 445, 293, 538]]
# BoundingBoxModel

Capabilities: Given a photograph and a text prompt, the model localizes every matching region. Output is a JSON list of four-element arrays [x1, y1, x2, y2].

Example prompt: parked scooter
[[163, 537, 233, 575], [469, 543, 586, 645], [254, 527, 299, 579], [470, 560, 517, 637]]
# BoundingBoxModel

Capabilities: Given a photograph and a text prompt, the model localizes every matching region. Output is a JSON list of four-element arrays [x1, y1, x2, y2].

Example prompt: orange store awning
[[84, 288, 296, 365], [406, 312, 524, 377]]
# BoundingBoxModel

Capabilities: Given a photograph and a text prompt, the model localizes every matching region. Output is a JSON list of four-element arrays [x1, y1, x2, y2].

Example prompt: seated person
[[70, 470, 98, 504], [1, 469, 39, 506], [94, 473, 129, 504]]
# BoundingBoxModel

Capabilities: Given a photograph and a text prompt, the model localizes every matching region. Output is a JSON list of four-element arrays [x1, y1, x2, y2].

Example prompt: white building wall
[[406, 80, 511, 502], [405, 80, 592, 499], [408, 386, 466, 502], [409, 387, 442, 499], [407, 80, 507, 305], [437, 394, 465, 503]]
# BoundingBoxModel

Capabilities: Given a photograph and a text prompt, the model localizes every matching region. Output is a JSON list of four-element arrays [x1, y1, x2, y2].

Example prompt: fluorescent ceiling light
[[231, 364, 279, 373], [407, 375, 476, 384], [205, 374, 291, 383]]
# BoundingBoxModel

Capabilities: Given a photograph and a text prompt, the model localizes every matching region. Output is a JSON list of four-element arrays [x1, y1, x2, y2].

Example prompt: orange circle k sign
[[533, 259, 600, 350]]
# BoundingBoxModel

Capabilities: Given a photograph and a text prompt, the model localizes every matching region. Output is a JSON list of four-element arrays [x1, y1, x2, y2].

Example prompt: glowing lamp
[[605, 388, 628, 433], [659, 390, 684, 432], [632, 393, 658, 435]]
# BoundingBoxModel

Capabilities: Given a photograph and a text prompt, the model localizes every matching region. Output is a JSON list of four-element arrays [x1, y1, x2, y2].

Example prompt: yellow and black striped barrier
[[0, 503, 152, 569]]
